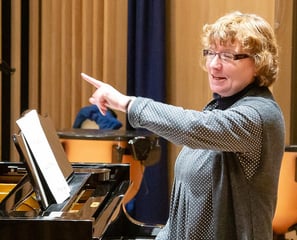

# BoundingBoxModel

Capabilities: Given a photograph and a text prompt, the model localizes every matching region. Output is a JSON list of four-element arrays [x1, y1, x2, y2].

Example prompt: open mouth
[[212, 74, 226, 81]]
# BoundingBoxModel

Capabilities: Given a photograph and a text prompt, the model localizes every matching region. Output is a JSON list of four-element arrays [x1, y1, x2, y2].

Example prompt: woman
[[82, 11, 285, 240]]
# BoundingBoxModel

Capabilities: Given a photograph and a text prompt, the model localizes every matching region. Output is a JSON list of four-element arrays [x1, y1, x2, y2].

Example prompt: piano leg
[[102, 204, 163, 239]]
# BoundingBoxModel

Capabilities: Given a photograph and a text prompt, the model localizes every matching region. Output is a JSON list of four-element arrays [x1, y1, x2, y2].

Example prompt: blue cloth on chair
[[72, 105, 122, 129]]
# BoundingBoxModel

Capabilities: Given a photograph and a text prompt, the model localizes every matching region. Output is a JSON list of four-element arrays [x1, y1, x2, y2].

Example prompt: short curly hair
[[201, 11, 279, 87]]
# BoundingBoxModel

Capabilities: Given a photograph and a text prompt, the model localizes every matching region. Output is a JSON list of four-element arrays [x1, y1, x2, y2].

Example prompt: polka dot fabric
[[153, 104, 262, 240], [127, 87, 285, 240]]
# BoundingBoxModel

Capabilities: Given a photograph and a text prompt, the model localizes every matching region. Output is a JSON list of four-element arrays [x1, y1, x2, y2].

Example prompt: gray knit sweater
[[127, 86, 285, 240]]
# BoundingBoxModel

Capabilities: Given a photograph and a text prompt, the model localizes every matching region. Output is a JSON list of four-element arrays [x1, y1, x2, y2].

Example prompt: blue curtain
[[126, 0, 169, 224]]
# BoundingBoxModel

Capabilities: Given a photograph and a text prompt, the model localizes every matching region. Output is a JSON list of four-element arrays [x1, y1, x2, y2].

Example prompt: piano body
[[0, 112, 163, 239], [0, 162, 162, 240]]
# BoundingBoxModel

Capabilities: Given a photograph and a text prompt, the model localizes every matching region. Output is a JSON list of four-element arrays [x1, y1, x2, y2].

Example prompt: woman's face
[[205, 41, 256, 97]]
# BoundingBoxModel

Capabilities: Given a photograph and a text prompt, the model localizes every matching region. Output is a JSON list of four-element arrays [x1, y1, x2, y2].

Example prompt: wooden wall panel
[[3, 0, 127, 160], [102, 0, 128, 124], [2, 0, 293, 182], [38, 0, 127, 130], [70, 0, 84, 116], [60, 0, 73, 128], [273, 0, 293, 145], [29, 0, 40, 110], [167, 0, 276, 112], [0, 0, 2, 157], [10, 0, 21, 161], [165, 0, 291, 186]]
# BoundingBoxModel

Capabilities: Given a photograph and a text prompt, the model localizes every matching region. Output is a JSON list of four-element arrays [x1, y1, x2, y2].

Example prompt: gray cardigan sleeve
[[127, 97, 264, 153]]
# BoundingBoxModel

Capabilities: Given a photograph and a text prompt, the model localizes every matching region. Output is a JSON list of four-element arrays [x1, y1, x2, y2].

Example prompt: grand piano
[[0, 111, 163, 240]]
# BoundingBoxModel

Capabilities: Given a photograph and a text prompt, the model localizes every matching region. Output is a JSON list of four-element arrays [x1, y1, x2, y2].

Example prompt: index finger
[[81, 72, 103, 88]]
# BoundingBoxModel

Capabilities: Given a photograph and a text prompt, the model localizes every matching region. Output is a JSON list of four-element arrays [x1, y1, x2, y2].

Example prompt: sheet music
[[16, 110, 70, 204]]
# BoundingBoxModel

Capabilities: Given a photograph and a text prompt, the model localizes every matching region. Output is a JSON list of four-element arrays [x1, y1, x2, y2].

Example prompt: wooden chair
[[273, 146, 297, 239]]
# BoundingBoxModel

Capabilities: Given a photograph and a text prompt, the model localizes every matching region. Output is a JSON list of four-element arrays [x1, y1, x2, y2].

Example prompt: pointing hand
[[81, 73, 132, 115]]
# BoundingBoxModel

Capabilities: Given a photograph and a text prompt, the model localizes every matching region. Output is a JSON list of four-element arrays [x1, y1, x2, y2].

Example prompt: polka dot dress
[[127, 86, 284, 240]]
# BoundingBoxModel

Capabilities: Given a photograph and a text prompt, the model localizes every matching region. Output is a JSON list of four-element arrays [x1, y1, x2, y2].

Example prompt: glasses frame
[[203, 49, 251, 62]]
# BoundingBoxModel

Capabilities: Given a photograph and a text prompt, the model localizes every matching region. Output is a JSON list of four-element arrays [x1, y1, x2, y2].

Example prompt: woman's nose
[[208, 55, 223, 69]]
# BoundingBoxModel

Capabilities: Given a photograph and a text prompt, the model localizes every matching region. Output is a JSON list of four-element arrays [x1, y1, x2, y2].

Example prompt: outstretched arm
[[81, 73, 132, 115]]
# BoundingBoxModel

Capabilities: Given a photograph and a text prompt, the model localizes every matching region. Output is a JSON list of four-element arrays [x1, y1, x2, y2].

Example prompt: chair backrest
[[273, 146, 297, 234]]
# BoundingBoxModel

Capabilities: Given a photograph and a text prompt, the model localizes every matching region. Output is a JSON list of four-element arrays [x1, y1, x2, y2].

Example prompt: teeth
[[211, 74, 225, 80], [214, 77, 223, 79]]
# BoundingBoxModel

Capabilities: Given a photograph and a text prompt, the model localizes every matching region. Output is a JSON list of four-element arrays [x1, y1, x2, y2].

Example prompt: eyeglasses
[[203, 49, 251, 62]]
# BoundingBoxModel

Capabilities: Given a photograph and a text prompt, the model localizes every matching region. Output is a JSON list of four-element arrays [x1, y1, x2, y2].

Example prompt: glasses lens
[[203, 50, 215, 58], [203, 50, 236, 63], [220, 53, 234, 61]]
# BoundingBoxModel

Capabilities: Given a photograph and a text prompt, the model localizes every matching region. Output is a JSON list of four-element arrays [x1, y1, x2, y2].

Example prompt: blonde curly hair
[[201, 11, 279, 87]]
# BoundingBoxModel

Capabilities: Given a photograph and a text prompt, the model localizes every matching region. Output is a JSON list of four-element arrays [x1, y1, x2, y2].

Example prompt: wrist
[[125, 97, 135, 112]]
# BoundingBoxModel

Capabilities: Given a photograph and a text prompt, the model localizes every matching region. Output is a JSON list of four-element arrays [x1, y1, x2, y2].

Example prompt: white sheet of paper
[[16, 110, 70, 204]]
